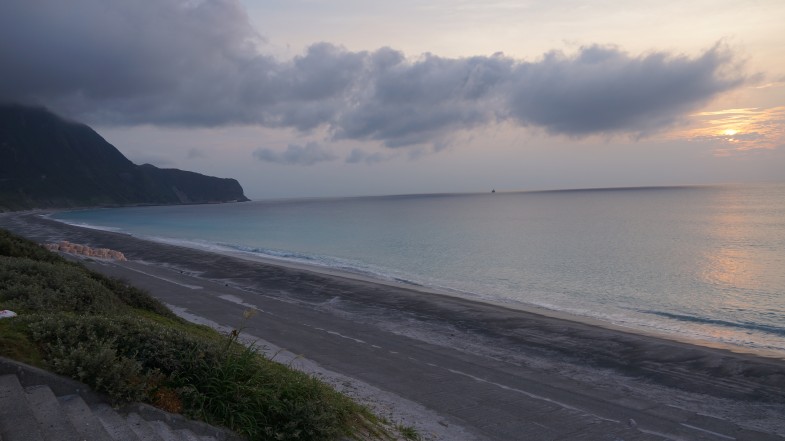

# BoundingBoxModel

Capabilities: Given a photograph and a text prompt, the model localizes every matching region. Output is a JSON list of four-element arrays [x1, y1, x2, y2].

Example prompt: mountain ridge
[[0, 103, 249, 211]]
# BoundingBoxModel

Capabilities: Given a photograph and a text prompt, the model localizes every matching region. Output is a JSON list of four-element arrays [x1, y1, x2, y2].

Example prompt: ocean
[[52, 183, 785, 357]]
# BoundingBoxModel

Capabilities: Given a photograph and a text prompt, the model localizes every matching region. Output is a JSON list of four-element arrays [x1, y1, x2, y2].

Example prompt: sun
[[722, 129, 738, 136]]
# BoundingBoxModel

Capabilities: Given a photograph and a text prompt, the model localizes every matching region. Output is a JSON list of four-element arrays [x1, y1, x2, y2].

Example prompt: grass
[[0, 319, 43, 365], [0, 228, 395, 441], [395, 424, 422, 440]]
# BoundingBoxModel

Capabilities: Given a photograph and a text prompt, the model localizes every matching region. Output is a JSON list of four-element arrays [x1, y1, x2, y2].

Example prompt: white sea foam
[[50, 219, 123, 232]]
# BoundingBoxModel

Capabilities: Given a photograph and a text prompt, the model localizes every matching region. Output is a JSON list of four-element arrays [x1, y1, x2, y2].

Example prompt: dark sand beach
[[2, 212, 784, 440]]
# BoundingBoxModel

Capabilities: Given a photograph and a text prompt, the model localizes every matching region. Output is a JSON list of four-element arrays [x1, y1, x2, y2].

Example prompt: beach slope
[[1, 212, 784, 440]]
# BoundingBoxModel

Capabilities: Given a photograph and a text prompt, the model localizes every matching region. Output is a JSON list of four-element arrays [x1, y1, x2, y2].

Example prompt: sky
[[1, 0, 784, 199]]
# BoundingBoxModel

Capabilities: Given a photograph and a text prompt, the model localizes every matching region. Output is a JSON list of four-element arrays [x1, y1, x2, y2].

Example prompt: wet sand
[[2, 212, 784, 440]]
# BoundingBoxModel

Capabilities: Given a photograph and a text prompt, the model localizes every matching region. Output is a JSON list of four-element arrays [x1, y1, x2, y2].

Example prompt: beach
[[2, 211, 784, 440]]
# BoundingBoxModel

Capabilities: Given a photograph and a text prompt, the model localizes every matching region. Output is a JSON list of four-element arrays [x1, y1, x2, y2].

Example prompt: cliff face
[[0, 104, 249, 210]]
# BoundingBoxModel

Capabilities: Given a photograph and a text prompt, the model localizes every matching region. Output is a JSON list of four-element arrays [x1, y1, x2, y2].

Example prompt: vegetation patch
[[0, 228, 389, 440]]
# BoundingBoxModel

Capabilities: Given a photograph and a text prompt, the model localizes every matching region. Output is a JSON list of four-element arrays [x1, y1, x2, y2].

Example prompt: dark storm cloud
[[332, 50, 514, 146], [505, 44, 744, 136], [0, 0, 746, 148], [253, 142, 338, 166]]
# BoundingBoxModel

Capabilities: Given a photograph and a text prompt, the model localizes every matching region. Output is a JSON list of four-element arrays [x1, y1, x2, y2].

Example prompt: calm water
[[53, 184, 785, 356]]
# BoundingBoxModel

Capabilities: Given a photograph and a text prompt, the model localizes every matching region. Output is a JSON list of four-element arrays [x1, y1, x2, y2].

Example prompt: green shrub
[[0, 228, 382, 440], [0, 228, 176, 318], [0, 228, 61, 262], [87, 271, 178, 319], [0, 318, 43, 365], [21, 314, 152, 402], [0, 256, 126, 314], [0, 258, 175, 320], [23, 313, 197, 369], [173, 333, 359, 441], [46, 337, 157, 403], [23, 312, 363, 440]]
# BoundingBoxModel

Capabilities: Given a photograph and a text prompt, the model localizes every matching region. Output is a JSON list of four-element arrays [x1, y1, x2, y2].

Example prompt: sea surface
[[53, 184, 785, 357]]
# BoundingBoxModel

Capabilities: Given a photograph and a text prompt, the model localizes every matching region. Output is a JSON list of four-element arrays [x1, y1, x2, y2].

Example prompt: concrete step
[[0, 362, 235, 441], [150, 421, 210, 441], [149, 421, 181, 441], [58, 394, 114, 441], [93, 403, 142, 441], [172, 429, 201, 441], [0, 374, 47, 441], [126, 412, 166, 441], [23, 384, 82, 441], [129, 404, 226, 441]]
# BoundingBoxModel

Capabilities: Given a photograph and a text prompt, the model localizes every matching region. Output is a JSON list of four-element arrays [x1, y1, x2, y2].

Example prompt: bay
[[53, 183, 785, 357]]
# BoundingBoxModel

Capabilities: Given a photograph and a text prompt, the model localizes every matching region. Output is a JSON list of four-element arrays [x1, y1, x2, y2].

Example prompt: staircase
[[0, 359, 243, 441]]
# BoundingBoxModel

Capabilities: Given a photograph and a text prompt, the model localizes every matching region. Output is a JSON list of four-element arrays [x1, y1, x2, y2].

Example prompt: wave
[[44, 217, 124, 233], [47, 214, 473, 297], [147, 236, 434, 288], [641, 309, 785, 337]]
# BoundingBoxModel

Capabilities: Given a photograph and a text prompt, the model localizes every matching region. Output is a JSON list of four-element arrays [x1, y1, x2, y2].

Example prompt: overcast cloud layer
[[253, 142, 338, 166], [0, 0, 746, 149]]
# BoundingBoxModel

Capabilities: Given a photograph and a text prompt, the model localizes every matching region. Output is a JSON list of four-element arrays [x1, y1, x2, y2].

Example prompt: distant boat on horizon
[[491, 189, 496, 193]]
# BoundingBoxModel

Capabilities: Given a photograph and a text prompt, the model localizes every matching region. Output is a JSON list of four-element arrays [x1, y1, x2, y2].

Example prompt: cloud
[[345, 148, 391, 164], [331, 50, 514, 147], [0, 0, 269, 125], [674, 106, 785, 154], [253, 142, 338, 166], [187, 148, 206, 159], [0, 0, 748, 149], [505, 44, 745, 136]]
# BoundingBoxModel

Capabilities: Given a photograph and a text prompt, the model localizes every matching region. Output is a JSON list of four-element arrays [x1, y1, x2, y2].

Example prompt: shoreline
[[159, 233, 785, 361], [41, 210, 785, 361], [5, 210, 785, 367], [4, 210, 785, 371], [2, 211, 785, 439]]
